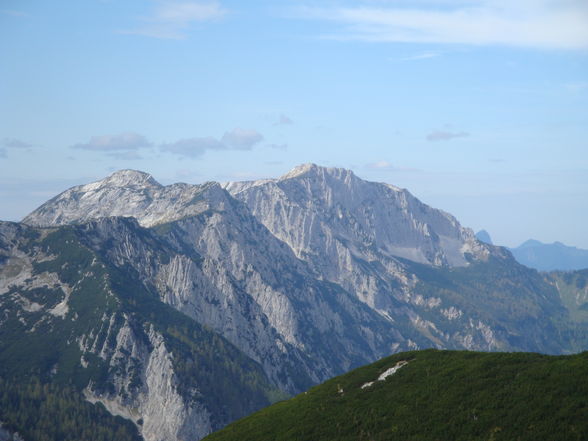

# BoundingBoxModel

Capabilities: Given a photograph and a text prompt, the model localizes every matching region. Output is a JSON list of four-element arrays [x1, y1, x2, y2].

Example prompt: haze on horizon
[[1, 0, 587, 248]]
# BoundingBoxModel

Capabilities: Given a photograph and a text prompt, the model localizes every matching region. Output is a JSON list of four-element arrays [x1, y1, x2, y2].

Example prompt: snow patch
[[361, 360, 409, 389]]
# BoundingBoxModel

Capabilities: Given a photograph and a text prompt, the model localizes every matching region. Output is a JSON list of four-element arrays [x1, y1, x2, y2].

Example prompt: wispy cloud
[[267, 143, 288, 150], [2, 138, 33, 149], [426, 130, 470, 142], [161, 136, 225, 158], [367, 160, 396, 170], [273, 114, 293, 126], [107, 151, 145, 160], [400, 51, 442, 61], [297, 1, 588, 50], [122, 1, 227, 39], [161, 128, 264, 158], [72, 133, 152, 151], [221, 128, 264, 150], [366, 161, 421, 172], [564, 81, 588, 93]]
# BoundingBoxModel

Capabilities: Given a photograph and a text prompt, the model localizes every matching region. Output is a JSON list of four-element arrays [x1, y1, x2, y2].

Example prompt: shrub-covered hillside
[[204, 349, 588, 441]]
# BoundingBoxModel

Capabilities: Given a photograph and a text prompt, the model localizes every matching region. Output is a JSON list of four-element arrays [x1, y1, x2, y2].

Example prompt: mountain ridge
[[3, 164, 587, 440]]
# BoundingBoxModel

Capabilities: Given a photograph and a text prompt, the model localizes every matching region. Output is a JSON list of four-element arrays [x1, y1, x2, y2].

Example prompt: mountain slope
[[225, 164, 573, 354], [0, 220, 280, 441], [204, 349, 588, 441]]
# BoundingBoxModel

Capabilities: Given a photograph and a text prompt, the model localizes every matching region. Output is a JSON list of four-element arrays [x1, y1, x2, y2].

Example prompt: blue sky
[[1, 0, 587, 248]]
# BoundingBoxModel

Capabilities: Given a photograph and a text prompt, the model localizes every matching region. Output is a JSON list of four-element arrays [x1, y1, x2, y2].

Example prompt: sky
[[1, 0, 587, 248]]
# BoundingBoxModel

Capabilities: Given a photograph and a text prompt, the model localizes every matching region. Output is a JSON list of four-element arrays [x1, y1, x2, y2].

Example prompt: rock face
[[84, 322, 213, 441], [0, 220, 278, 441], [224, 164, 490, 318], [225, 164, 489, 267], [6, 164, 584, 440]]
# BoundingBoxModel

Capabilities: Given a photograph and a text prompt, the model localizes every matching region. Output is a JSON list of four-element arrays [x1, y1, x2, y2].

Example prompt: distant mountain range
[[1, 164, 587, 440], [476, 230, 588, 271], [510, 240, 588, 271], [204, 349, 588, 441]]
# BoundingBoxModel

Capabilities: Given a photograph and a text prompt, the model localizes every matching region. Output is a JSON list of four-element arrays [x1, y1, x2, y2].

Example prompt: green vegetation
[[0, 376, 141, 441], [204, 349, 588, 441], [0, 227, 115, 386]]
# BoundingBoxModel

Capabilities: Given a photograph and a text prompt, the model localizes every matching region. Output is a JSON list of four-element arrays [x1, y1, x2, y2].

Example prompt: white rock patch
[[361, 360, 409, 389]]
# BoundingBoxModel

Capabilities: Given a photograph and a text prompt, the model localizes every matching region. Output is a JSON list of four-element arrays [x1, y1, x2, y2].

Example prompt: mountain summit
[[26, 164, 488, 268], [22, 169, 222, 228], [225, 163, 489, 268]]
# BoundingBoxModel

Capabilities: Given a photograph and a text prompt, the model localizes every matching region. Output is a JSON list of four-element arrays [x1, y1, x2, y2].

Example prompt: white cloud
[[221, 128, 264, 150], [161, 137, 225, 158], [426, 130, 470, 141], [161, 128, 264, 158], [297, 0, 588, 49], [122, 1, 227, 39], [72, 133, 151, 151]]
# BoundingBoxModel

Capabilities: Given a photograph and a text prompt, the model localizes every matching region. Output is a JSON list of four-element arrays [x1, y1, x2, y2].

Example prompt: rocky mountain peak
[[22, 171, 222, 228], [226, 164, 490, 268], [280, 163, 356, 183], [100, 169, 160, 188]]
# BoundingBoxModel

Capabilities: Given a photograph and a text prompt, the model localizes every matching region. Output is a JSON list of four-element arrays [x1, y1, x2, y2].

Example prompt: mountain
[[225, 164, 489, 268], [22, 170, 214, 228], [475, 229, 493, 245], [3, 163, 586, 440], [224, 165, 573, 354], [509, 239, 588, 271], [203, 349, 588, 441], [0, 219, 281, 441]]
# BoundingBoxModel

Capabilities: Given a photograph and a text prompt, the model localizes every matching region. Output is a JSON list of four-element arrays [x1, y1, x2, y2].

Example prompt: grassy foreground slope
[[204, 350, 588, 441]]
